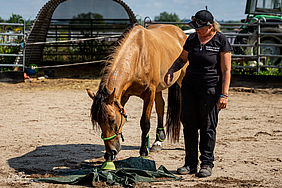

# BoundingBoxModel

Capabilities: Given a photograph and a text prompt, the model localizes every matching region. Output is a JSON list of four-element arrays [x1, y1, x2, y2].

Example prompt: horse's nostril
[[115, 141, 121, 152], [111, 149, 118, 155]]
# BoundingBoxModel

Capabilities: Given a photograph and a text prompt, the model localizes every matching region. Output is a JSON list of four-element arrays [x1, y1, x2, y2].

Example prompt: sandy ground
[[0, 78, 281, 187]]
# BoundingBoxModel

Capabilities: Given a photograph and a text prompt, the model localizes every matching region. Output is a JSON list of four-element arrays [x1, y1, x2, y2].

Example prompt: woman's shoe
[[196, 166, 212, 177], [177, 166, 197, 175]]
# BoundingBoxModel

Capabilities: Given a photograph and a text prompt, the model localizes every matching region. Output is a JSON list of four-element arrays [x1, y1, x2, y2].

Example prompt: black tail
[[165, 83, 182, 143]]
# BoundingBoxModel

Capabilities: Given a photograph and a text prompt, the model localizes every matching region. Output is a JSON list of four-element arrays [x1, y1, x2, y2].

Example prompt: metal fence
[[144, 18, 282, 74], [220, 20, 282, 73], [40, 18, 131, 64], [0, 21, 26, 72], [1, 19, 281, 75]]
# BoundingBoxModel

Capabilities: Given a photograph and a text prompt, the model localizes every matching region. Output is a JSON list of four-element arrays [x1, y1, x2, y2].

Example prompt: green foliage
[[70, 13, 105, 31], [43, 39, 110, 63], [231, 60, 282, 76], [72, 12, 104, 20], [153, 11, 191, 30], [25, 19, 34, 30], [0, 45, 20, 64], [257, 68, 282, 76], [42, 12, 120, 64], [0, 14, 25, 71], [7, 14, 23, 23], [154, 12, 180, 22]]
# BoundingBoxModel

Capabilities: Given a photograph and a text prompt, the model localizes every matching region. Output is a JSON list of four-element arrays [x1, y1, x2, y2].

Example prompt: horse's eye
[[109, 119, 115, 125]]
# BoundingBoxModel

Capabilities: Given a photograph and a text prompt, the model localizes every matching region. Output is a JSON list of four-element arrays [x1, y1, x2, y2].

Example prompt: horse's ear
[[86, 89, 95, 100], [106, 88, 115, 104]]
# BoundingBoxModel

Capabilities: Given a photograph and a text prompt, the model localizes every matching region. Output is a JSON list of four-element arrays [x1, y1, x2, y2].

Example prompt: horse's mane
[[91, 24, 138, 129], [98, 23, 138, 91], [90, 85, 110, 129]]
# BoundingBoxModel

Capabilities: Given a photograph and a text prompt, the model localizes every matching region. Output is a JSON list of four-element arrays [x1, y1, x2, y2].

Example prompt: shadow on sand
[[8, 144, 139, 175]]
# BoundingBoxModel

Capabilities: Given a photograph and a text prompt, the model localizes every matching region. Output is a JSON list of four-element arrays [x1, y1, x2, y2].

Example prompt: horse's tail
[[165, 82, 182, 143]]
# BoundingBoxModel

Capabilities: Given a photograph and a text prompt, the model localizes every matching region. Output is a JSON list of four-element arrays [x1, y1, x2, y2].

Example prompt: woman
[[164, 10, 232, 178]]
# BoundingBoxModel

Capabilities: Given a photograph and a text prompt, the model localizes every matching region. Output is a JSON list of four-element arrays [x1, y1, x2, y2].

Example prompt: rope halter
[[101, 101, 127, 142]]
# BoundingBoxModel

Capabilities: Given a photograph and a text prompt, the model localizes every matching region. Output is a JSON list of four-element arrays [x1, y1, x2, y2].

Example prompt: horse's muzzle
[[113, 139, 121, 153], [104, 139, 121, 161]]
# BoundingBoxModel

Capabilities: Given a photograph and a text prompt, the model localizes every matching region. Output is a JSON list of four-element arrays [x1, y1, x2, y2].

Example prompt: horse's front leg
[[151, 91, 166, 152], [139, 88, 155, 157]]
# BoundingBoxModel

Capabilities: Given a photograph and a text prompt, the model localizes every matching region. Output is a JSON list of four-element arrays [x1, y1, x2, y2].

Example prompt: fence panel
[[0, 21, 26, 72], [144, 19, 282, 74]]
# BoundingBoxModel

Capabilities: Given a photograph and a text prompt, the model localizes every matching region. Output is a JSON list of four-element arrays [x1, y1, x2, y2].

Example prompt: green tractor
[[234, 0, 282, 65]]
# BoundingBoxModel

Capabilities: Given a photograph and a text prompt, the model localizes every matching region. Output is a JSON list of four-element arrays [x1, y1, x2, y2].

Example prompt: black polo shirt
[[182, 32, 232, 88]]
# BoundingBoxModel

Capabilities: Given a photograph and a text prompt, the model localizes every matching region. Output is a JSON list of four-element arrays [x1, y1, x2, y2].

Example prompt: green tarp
[[33, 157, 182, 186]]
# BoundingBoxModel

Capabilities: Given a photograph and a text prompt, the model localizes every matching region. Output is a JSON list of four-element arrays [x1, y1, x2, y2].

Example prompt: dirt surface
[[0, 78, 281, 187]]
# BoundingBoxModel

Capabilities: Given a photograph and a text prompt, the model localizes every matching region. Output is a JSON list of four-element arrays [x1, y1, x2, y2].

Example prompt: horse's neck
[[105, 54, 134, 101], [105, 27, 142, 101]]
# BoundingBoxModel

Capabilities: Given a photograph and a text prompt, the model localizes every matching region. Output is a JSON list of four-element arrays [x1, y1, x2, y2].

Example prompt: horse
[[87, 24, 188, 168]]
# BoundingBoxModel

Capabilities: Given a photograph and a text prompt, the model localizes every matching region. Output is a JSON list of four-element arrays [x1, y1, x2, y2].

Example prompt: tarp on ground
[[33, 157, 182, 186]]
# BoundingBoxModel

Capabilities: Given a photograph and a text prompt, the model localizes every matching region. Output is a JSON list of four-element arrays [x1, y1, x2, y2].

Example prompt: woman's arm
[[218, 51, 231, 109], [164, 49, 188, 85]]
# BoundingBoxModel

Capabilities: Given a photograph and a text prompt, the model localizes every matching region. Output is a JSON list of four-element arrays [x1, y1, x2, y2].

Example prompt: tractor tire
[[248, 27, 282, 66]]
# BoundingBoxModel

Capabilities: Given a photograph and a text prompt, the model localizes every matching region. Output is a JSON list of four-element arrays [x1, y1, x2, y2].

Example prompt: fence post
[[256, 20, 261, 74], [143, 17, 151, 28], [22, 19, 26, 72], [0, 22, 25, 70]]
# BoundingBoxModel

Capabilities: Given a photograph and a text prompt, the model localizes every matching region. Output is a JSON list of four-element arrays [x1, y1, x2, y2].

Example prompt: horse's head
[[87, 88, 127, 161]]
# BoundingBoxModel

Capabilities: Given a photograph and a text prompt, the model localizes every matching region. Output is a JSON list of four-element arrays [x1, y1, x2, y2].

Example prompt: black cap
[[188, 10, 214, 30]]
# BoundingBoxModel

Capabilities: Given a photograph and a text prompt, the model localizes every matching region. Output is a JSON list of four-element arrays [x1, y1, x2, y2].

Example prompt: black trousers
[[181, 84, 220, 168]]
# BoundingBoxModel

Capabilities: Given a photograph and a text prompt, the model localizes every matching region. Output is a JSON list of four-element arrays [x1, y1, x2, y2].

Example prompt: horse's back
[[132, 24, 186, 48], [146, 24, 187, 46], [122, 24, 187, 93], [144, 24, 187, 90]]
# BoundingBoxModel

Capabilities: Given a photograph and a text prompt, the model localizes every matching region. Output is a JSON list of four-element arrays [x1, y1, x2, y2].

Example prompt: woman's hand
[[164, 50, 188, 86], [220, 51, 231, 109], [164, 70, 173, 85], [217, 95, 228, 109]]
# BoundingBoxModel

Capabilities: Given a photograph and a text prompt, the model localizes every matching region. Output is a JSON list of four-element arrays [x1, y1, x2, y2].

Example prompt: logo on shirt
[[205, 46, 220, 52]]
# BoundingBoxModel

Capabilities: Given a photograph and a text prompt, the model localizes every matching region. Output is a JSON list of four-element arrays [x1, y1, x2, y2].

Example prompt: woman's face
[[196, 24, 213, 36]]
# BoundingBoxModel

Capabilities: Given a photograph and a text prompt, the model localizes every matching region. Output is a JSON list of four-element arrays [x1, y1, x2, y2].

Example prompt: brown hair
[[212, 21, 221, 32]]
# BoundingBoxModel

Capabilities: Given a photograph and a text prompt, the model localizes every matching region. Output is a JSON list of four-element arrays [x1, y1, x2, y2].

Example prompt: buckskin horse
[[87, 24, 188, 169]]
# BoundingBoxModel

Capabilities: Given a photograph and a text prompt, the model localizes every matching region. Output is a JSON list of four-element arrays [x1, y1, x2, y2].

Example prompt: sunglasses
[[190, 16, 211, 29]]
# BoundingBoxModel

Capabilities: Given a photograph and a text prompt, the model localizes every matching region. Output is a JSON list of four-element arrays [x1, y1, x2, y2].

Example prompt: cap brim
[[188, 21, 206, 30]]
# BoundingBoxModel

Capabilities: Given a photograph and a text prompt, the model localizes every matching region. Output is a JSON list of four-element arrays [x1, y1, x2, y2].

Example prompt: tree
[[72, 12, 104, 20], [7, 14, 23, 23], [71, 12, 105, 26], [154, 12, 180, 22]]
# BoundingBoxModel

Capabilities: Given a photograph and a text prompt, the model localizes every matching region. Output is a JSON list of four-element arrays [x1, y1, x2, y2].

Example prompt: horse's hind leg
[[139, 88, 155, 157], [151, 91, 166, 152]]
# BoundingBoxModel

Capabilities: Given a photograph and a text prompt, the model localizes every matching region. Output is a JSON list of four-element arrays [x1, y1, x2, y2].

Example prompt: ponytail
[[212, 21, 221, 32]]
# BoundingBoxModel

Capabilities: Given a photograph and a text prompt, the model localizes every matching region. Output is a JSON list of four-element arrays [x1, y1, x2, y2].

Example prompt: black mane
[[90, 86, 110, 129]]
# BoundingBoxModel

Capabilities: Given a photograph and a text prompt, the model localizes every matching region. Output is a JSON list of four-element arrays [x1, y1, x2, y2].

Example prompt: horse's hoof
[[101, 161, 116, 170], [150, 144, 162, 152]]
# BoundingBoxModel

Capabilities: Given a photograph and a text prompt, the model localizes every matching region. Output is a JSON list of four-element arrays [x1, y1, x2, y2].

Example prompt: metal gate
[[144, 18, 282, 74], [0, 21, 26, 72]]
